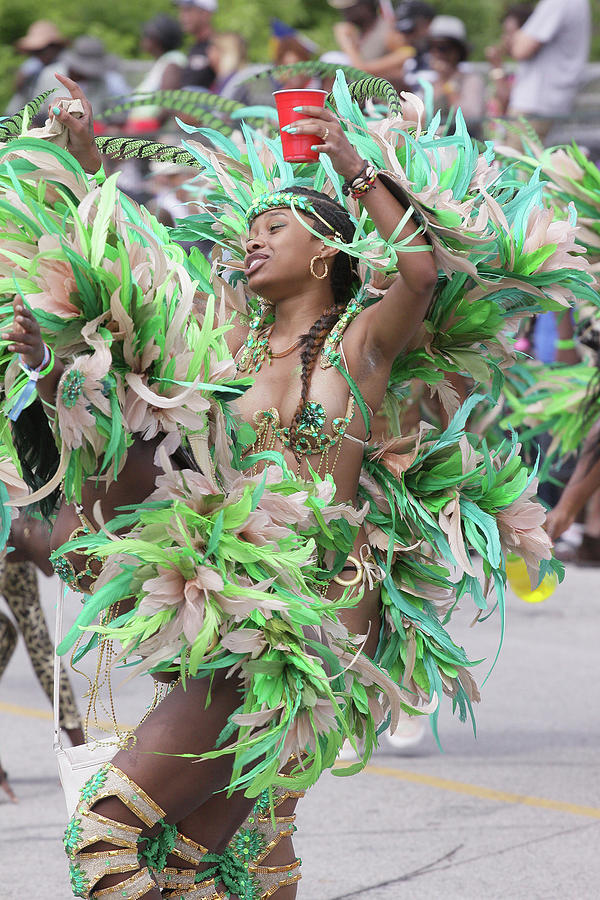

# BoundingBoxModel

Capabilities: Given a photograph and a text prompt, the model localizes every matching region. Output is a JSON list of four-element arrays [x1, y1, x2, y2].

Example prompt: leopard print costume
[[0, 559, 81, 729]]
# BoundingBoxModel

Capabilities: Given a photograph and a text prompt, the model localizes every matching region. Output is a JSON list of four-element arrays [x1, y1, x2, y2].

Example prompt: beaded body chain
[[236, 306, 275, 375], [240, 298, 365, 477]]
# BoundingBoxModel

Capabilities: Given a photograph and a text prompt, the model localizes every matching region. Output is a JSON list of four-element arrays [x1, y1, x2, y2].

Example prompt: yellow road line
[[340, 762, 600, 821], [0, 701, 129, 731], [0, 700, 52, 720], [4, 701, 599, 820]]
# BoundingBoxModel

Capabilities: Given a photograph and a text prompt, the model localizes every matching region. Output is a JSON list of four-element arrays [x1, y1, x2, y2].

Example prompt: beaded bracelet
[[342, 161, 378, 198], [556, 338, 576, 350], [341, 160, 369, 194], [19, 343, 55, 380], [8, 344, 55, 421]]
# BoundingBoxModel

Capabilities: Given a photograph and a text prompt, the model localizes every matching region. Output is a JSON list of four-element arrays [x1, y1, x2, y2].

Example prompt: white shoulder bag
[[53, 582, 117, 817]]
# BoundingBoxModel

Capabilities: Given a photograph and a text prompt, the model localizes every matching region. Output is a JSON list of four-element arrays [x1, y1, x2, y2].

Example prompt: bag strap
[[53, 580, 65, 752]]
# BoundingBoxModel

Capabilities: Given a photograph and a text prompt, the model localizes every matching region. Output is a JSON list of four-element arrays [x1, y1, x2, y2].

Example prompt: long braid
[[284, 188, 359, 454], [288, 302, 346, 451]]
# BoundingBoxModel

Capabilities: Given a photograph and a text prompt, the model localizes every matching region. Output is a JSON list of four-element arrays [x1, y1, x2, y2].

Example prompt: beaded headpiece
[[246, 190, 343, 240]]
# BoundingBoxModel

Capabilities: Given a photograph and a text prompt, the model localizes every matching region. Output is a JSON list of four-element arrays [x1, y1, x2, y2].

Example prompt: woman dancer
[[0, 73, 570, 898], [3, 81, 435, 899]]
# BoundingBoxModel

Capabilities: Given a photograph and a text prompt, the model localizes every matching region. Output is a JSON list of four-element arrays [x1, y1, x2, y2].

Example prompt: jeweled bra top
[[237, 299, 371, 476]]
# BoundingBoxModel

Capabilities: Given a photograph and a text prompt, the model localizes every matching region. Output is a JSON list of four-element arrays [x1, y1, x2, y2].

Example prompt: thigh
[[175, 789, 255, 854], [102, 668, 245, 825]]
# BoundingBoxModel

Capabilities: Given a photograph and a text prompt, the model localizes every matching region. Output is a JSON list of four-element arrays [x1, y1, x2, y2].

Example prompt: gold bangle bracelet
[[333, 555, 363, 587]]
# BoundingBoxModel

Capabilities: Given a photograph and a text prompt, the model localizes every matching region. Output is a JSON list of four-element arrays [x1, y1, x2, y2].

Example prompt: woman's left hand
[[51, 73, 102, 174], [282, 106, 365, 181]]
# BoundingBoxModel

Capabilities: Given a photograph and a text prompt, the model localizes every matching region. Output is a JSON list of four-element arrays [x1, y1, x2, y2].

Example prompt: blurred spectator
[[319, 51, 354, 91], [395, 1, 436, 89], [176, 0, 217, 90], [214, 47, 276, 106], [209, 32, 249, 95], [148, 160, 200, 228], [127, 15, 186, 133], [33, 36, 131, 124], [330, 9, 415, 85], [6, 21, 66, 114], [507, 0, 591, 141], [329, 0, 389, 62], [425, 16, 485, 131], [486, 4, 533, 117], [333, 1, 435, 89], [272, 20, 319, 90]]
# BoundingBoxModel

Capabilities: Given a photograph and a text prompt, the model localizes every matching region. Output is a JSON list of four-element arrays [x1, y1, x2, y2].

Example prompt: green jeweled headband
[[246, 191, 342, 239]]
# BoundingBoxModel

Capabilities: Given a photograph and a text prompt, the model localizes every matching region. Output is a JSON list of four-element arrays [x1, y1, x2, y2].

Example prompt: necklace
[[237, 322, 302, 374], [269, 329, 302, 358]]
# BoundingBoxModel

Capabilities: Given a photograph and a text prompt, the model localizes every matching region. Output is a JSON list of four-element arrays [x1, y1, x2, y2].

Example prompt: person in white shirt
[[508, 0, 591, 140]]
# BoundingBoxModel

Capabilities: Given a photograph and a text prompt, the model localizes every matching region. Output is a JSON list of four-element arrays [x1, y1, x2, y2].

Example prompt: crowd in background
[[4, 0, 594, 143]]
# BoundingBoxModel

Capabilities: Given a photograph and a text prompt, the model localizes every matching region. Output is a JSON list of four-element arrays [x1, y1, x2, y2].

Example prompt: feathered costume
[[0, 74, 592, 899], [490, 135, 600, 468]]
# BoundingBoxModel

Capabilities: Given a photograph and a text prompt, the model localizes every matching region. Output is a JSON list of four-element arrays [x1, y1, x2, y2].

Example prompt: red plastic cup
[[273, 89, 328, 163]]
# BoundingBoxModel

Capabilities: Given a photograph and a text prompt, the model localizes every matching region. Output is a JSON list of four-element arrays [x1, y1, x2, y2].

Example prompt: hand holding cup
[[279, 103, 364, 178]]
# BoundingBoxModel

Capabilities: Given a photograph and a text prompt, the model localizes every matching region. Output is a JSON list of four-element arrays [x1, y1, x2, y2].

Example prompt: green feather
[[0, 92, 54, 142], [94, 135, 200, 167]]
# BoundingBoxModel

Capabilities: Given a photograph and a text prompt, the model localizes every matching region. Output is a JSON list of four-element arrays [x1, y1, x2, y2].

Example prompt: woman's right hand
[[51, 73, 102, 174], [2, 300, 45, 369]]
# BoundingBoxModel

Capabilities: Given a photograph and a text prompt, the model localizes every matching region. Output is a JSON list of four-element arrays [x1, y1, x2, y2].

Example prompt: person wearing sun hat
[[33, 35, 130, 124], [6, 21, 66, 114], [395, 1, 436, 89]]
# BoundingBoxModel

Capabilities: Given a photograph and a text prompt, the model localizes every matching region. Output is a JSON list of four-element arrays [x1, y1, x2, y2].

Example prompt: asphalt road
[[1, 564, 599, 899]]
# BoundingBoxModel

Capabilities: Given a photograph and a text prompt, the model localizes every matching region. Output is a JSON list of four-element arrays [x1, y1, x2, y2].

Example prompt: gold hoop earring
[[310, 256, 328, 280]]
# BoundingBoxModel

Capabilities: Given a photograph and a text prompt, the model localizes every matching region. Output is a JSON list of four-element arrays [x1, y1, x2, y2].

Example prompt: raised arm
[[333, 22, 415, 82], [49, 73, 102, 173], [286, 106, 437, 361]]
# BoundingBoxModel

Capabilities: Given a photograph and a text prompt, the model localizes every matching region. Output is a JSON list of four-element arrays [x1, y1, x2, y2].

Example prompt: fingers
[[544, 514, 564, 543], [3, 335, 38, 355], [2, 306, 40, 350], [291, 105, 334, 120], [282, 119, 337, 139], [54, 72, 85, 101], [9, 304, 37, 329], [53, 106, 88, 135], [52, 73, 93, 122]]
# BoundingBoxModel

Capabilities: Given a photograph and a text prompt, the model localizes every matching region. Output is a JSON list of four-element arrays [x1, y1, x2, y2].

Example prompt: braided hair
[[284, 188, 359, 453]]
